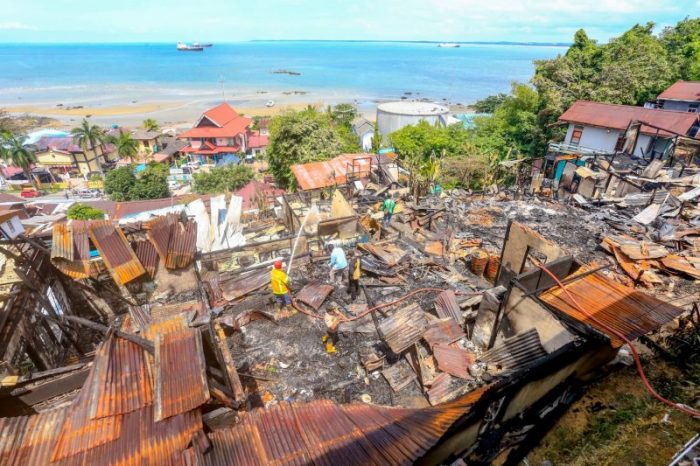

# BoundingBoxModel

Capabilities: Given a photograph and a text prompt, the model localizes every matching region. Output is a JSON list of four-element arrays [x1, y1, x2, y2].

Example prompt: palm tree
[[71, 119, 106, 157], [108, 132, 139, 164], [0, 131, 38, 189], [142, 118, 160, 132]]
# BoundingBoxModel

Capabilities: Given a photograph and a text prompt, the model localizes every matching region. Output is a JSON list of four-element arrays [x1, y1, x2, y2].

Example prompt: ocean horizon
[[0, 42, 565, 107]]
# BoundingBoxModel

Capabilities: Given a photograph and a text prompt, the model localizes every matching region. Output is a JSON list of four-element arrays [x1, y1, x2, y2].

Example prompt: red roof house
[[234, 180, 285, 210], [178, 103, 252, 164], [657, 81, 700, 113]]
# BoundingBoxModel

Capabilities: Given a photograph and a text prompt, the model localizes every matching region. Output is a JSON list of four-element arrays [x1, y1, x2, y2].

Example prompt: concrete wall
[[660, 100, 696, 112], [564, 124, 665, 157]]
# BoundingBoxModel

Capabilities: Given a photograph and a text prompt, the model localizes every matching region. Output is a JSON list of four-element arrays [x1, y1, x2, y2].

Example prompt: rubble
[[0, 141, 697, 464]]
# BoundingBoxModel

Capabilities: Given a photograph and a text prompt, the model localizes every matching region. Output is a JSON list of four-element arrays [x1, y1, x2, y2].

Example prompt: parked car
[[75, 188, 102, 199], [20, 187, 45, 198]]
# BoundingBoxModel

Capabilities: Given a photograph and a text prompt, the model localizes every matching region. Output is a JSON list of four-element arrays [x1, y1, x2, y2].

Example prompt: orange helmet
[[274, 260, 283, 269]]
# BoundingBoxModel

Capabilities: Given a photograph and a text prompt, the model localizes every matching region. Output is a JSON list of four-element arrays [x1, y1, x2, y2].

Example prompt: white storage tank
[[376, 101, 450, 138]]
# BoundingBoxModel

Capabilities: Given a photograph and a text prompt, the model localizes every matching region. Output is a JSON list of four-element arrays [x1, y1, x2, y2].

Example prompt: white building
[[657, 81, 700, 113], [376, 101, 450, 138], [351, 117, 375, 151], [558, 100, 700, 159]]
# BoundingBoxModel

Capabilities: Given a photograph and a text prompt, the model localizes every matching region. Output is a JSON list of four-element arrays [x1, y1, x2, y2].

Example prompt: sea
[[0, 42, 566, 107]]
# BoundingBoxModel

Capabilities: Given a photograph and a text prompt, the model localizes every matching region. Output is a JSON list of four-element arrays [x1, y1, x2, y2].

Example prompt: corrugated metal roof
[[211, 269, 270, 304], [432, 344, 475, 380], [658, 81, 700, 102], [295, 281, 334, 310], [146, 214, 177, 263], [51, 221, 94, 279], [0, 407, 67, 466], [558, 100, 700, 137], [423, 318, 466, 350], [154, 327, 209, 422], [88, 334, 153, 419], [427, 372, 454, 406], [196, 393, 487, 466], [378, 303, 429, 354], [133, 240, 158, 278], [88, 221, 146, 285], [290, 153, 377, 190], [434, 290, 461, 324], [165, 219, 196, 269], [539, 271, 685, 347], [359, 242, 407, 267], [478, 328, 547, 372]]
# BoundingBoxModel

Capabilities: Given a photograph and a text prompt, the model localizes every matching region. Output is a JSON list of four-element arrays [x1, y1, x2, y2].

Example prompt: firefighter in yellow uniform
[[270, 260, 292, 311]]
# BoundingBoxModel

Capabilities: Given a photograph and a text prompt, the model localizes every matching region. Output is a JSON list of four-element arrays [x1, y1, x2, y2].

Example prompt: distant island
[[272, 69, 302, 76], [252, 39, 571, 47]]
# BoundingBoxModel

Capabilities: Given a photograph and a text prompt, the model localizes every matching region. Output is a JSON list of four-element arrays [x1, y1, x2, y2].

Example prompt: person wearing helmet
[[270, 260, 292, 311]]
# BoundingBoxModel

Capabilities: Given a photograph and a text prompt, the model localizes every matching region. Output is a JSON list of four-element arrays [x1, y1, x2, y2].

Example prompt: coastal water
[[0, 42, 564, 106]]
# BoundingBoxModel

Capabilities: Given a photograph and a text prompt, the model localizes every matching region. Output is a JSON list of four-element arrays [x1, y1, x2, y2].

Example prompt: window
[[570, 125, 584, 146], [614, 134, 625, 152], [688, 103, 699, 113]]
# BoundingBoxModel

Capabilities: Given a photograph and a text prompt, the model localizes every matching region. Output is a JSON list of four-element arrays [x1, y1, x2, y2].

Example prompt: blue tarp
[[135, 164, 146, 172]]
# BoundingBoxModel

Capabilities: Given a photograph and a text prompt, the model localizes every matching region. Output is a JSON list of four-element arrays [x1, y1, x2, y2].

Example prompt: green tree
[[104, 166, 136, 201], [267, 108, 343, 188], [71, 119, 107, 160], [142, 118, 160, 132], [329, 103, 358, 128], [128, 163, 170, 200], [67, 203, 105, 220], [193, 164, 254, 194], [660, 17, 700, 81], [0, 131, 38, 189], [108, 131, 139, 164], [472, 93, 508, 113]]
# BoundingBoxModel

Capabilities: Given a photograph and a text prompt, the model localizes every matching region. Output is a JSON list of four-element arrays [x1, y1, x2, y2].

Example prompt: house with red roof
[[178, 103, 253, 165], [656, 81, 700, 113], [558, 100, 700, 158]]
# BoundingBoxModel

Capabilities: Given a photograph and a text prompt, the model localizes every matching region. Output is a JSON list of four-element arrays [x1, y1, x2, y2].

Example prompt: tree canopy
[[67, 203, 105, 220], [142, 118, 160, 132], [266, 107, 345, 189], [193, 164, 254, 194], [104, 163, 169, 201], [108, 131, 139, 163], [0, 131, 37, 188], [71, 119, 106, 153]]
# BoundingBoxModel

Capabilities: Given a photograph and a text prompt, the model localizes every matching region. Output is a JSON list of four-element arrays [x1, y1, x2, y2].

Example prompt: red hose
[[535, 262, 700, 418], [292, 287, 478, 323]]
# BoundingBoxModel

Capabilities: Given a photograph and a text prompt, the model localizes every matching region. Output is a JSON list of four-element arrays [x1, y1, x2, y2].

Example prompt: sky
[[0, 0, 697, 43]]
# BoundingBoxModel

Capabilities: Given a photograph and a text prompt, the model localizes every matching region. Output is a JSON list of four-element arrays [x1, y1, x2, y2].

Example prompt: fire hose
[[534, 261, 700, 418]]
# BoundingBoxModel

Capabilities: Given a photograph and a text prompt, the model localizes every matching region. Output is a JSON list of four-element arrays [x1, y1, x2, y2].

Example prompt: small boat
[[193, 42, 213, 48], [438, 43, 460, 48], [177, 42, 204, 51], [266, 100, 275, 108]]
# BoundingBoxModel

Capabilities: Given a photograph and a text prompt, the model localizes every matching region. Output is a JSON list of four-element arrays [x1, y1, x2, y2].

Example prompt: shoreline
[[1, 85, 476, 129]]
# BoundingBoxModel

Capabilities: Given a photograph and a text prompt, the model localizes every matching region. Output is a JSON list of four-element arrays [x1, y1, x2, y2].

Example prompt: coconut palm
[[142, 118, 160, 132], [71, 119, 106, 156], [0, 131, 38, 189], [108, 132, 139, 164]]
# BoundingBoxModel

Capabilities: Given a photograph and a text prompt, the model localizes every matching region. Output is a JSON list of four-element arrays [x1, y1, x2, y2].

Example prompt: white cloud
[[0, 22, 37, 30]]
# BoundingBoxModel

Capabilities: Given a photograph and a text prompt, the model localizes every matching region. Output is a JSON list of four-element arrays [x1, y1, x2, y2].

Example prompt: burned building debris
[[0, 145, 698, 465]]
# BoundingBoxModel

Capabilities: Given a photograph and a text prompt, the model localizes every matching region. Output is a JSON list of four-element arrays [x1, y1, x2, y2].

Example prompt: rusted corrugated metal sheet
[[539, 272, 685, 347], [295, 281, 334, 310], [0, 407, 67, 466], [165, 219, 197, 269], [150, 300, 206, 324], [359, 242, 407, 266], [51, 221, 94, 279], [432, 344, 475, 380], [88, 221, 145, 285], [154, 327, 209, 422], [88, 335, 153, 419], [128, 305, 152, 332], [427, 373, 454, 406], [215, 269, 270, 303], [478, 328, 547, 372], [290, 153, 375, 190], [382, 359, 418, 392], [434, 290, 461, 324], [145, 214, 176, 263], [423, 318, 466, 350], [378, 303, 428, 354], [133, 240, 158, 278]]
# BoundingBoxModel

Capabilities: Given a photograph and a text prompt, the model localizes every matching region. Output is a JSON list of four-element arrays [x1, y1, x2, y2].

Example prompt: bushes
[[104, 163, 170, 201], [193, 164, 254, 194], [67, 203, 105, 220]]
